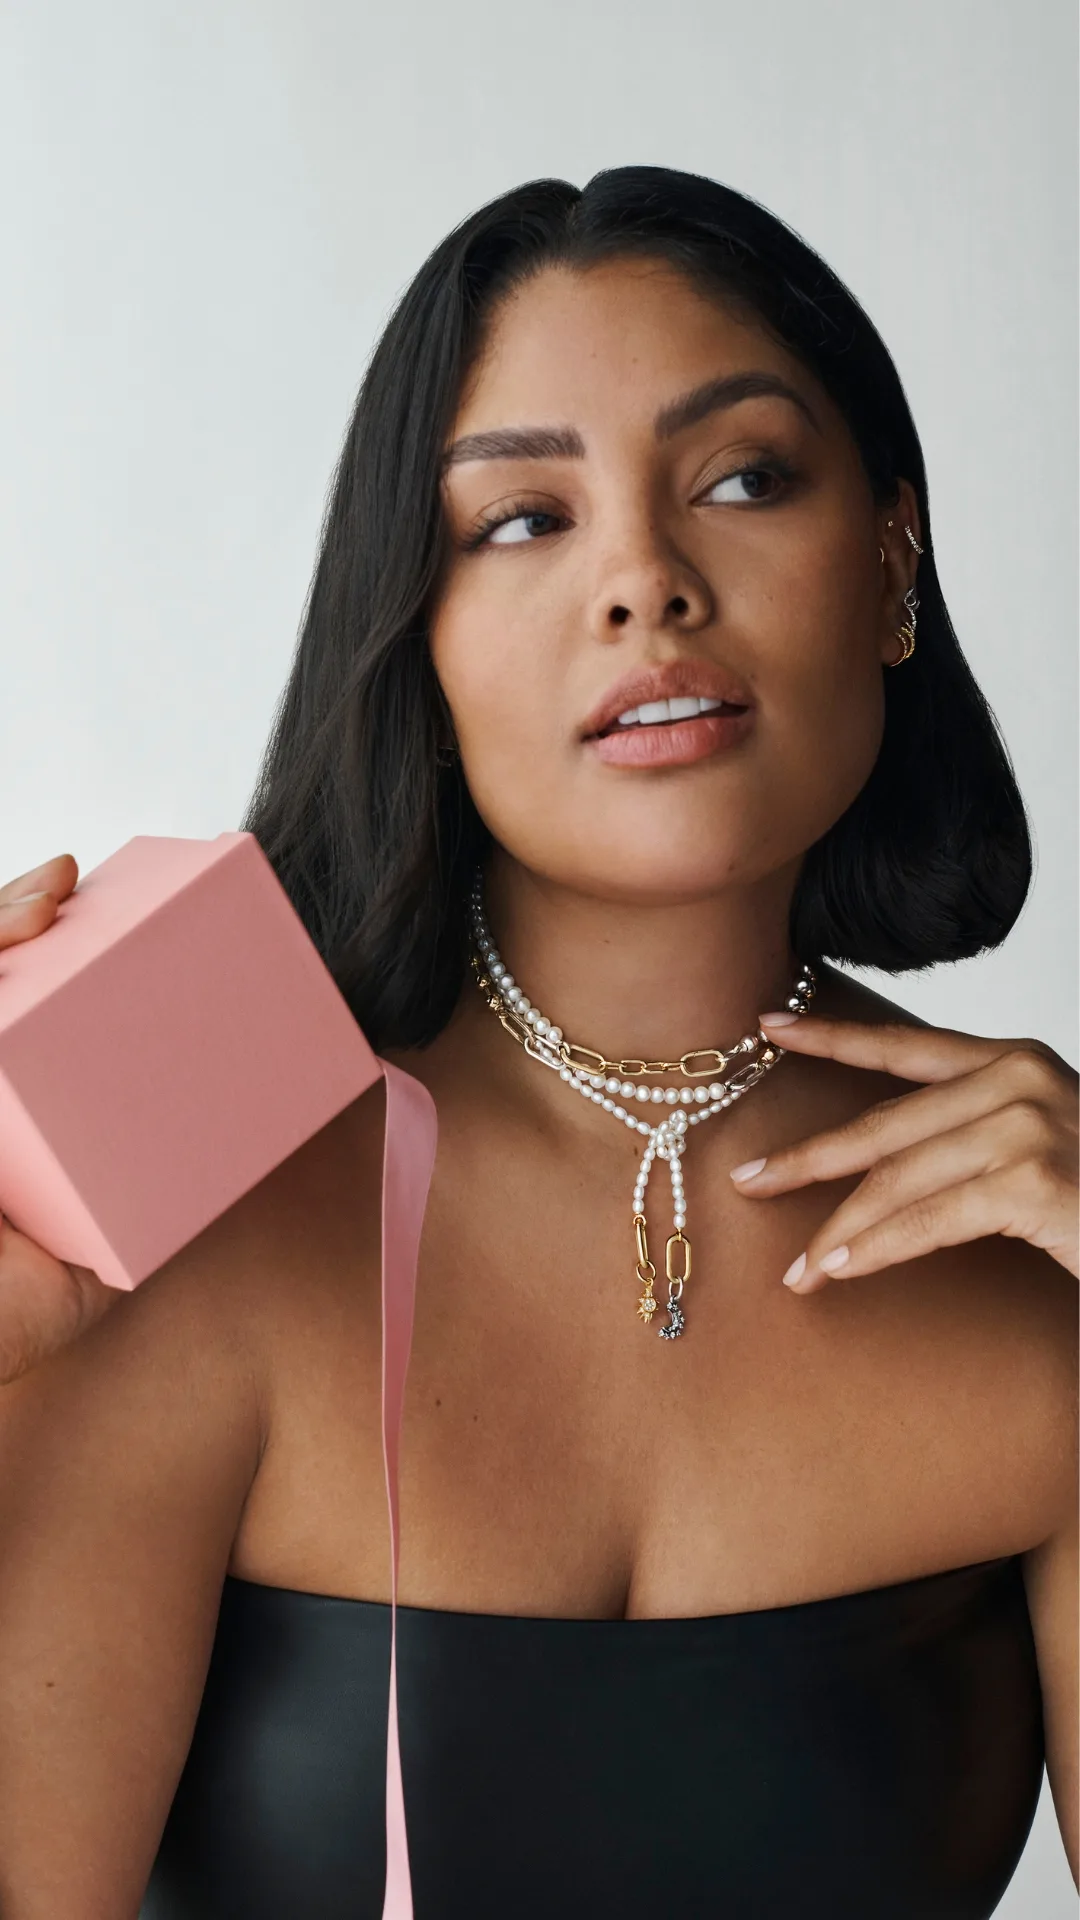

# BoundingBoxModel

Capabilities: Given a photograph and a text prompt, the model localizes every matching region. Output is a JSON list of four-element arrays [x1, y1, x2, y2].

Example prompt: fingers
[[731, 1052, 1076, 1198], [0, 853, 78, 948], [0, 1217, 116, 1385], [758, 1010, 1015, 1085], [782, 1159, 1077, 1295], [784, 1104, 1073, 1287]]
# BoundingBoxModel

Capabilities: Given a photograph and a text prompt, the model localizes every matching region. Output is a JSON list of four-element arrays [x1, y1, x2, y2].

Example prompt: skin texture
[[0, 261, 1075, 1911]]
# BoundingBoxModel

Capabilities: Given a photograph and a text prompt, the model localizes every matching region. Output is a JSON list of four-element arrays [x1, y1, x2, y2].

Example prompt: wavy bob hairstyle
[[243, 166, 1031, 1050]]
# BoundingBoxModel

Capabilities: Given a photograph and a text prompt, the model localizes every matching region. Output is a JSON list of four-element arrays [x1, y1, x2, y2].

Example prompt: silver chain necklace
[[469, 876, 816, 1340]]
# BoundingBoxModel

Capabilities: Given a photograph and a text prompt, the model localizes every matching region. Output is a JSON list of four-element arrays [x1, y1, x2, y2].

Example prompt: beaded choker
[[469, 876, 816, 1340]]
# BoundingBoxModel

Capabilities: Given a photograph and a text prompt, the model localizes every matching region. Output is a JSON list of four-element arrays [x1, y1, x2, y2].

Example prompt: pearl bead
[[518, 997, 531, 1014], [507, 986, 522, 1004], [709, 1082, 724, 1100], [605, 1077, 620, 1093], [592, 1091, 603, 1104], [602, 1098, 614, 1112], [673, 1212, 686, 1229], [638, 1121, 651, 1135], [679, 1087, 694, 1104], [559, 1067, 571, 1081], [589, 1075, 604, 1090], [501, 975, 515, 992], [535, 1017, 550, 1036], [549, 1026, 563, 1043], [613, 1106, 626, 1120], [635, 1087, 650, 1103], [694, 1087, 709, 1103], [647, 1087, 661, 1104], [663, 1089, 677, 1105]]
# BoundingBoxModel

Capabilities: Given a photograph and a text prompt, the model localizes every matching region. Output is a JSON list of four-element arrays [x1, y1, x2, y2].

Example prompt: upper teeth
[[616, 695, 725, 727]]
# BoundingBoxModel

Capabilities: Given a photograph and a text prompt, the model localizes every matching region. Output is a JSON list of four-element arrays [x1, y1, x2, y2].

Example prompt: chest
[[228, 1091, 1056, 1616]]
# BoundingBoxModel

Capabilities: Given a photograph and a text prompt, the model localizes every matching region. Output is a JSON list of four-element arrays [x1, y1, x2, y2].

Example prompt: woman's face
[[432, 258, 915, 906]]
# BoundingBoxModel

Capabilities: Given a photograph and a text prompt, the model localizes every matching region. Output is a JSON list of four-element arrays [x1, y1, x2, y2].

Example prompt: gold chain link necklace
[[469, 875, 816, 1339]]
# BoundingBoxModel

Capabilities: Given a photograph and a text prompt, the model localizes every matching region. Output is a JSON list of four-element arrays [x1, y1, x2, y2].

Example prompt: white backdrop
[[1, 0, 1076, 1905]]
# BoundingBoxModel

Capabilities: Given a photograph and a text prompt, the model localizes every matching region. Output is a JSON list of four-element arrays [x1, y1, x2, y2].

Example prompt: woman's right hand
[[0, 854, 120, 1384]]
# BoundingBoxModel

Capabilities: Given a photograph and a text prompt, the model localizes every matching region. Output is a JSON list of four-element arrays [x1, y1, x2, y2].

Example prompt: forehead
[[450, 259, 834, 441]]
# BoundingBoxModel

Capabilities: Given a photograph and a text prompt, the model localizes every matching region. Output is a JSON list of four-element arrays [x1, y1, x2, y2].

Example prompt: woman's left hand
[[730, 1015, 1080, 1292]]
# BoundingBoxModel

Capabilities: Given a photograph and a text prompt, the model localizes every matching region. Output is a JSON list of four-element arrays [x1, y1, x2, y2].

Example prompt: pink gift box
[[0, 832, 381, 1290]]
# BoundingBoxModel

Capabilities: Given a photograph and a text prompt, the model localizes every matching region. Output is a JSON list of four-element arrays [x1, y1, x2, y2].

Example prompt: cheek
[[767, 568, 887, 848], [430, 587, 572, 834]]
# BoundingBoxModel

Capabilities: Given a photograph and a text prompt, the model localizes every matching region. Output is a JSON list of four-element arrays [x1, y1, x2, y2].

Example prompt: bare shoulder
[[757, 960, 1076, 1543], [0, 1082, 388, 1908], [0, 1075, 387, 1464]]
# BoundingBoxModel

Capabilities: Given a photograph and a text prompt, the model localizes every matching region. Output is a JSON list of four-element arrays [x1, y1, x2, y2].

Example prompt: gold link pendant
[[633, 1213, 659, 1324]]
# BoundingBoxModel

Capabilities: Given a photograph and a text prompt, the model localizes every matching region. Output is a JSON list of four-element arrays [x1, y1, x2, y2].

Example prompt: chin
[[512, 827, 787, 907]]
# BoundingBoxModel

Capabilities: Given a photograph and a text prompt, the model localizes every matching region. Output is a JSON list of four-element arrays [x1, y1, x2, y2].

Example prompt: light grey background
[[1, 1, 1076, 1907]]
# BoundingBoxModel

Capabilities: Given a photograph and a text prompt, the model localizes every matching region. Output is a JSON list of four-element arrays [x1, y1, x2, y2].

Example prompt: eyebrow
[[440, 369, 822, 471]]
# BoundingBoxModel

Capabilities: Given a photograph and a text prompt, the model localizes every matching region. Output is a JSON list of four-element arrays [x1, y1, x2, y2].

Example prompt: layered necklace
[[469, 875, 816, 1341]]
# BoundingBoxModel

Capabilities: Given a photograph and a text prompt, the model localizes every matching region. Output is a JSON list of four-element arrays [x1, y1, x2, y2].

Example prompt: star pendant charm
[[637, 1289, 658, 1325]]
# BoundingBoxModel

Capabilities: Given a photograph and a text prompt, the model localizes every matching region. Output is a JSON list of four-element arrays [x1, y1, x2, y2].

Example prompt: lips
[[580, 663, 753, 743], [590, 705, 753, 768]]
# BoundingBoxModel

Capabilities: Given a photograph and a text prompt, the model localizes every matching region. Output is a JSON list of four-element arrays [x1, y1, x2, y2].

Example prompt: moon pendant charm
[[658, 1299, 686, 1340]]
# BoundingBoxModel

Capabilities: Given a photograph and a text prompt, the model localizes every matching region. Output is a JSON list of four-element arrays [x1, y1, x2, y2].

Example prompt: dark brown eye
[[485, 509, 562, 546], [703, 461, 796, 506]]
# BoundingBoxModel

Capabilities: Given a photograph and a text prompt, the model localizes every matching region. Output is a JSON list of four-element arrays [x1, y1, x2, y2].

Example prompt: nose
[[587, 522, 714, 640]]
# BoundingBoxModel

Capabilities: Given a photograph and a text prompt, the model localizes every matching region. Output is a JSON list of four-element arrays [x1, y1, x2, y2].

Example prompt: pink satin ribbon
[[377, 1058, 438, 1920]]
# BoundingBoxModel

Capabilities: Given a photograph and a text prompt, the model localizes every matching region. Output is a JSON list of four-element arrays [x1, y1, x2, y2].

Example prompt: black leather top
[[141, 1554, 1043, 1919]]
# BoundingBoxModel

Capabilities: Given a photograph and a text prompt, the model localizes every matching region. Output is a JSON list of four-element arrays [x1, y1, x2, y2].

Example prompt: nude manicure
[[819, 1246, 850, 1273], [760, 1010, 798, 1026], [730, 1157, 767, 1183], [781, 1252, 807, 1288]]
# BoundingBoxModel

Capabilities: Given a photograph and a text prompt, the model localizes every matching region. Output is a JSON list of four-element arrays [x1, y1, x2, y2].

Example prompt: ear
[[877, 478, 923, 665]]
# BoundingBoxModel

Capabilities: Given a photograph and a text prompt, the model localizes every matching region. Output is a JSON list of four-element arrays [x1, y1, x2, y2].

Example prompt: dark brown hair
[[242, 166, 1031, 1048]]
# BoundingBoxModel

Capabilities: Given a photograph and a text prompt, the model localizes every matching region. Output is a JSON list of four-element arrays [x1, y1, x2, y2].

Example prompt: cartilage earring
[[882, 519, 925, 558]]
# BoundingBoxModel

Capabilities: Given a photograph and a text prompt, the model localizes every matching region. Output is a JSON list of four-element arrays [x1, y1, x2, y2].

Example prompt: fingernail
[[781, 1252, 807, 1288], [819, 1245, 850, 1274], [730, 1157, 767, 1183], [760, 1010, 798, 1027], [2, 891, 50, 907]]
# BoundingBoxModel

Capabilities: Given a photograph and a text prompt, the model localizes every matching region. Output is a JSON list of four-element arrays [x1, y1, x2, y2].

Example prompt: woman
[[0, 167, 1075, 1918]]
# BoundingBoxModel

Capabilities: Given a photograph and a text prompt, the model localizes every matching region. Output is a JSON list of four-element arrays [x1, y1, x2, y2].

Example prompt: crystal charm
[[658, 1299, 686, 1340]]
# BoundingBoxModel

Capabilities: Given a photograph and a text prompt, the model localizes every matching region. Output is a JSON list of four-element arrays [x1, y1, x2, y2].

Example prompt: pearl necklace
[[469, 877, 816, 1339]]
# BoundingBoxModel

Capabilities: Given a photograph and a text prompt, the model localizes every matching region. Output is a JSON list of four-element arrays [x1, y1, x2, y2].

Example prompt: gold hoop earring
[[888, 585, 919, 666]]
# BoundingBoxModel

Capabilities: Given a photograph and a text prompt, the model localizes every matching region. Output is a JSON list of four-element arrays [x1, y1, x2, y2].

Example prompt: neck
[[475, 850, 801, 1061]]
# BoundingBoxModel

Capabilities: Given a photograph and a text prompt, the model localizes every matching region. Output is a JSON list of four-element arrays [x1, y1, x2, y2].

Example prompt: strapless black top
[[140, 1552, 1043, 1918]]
